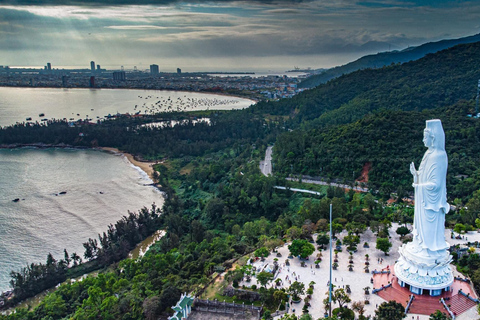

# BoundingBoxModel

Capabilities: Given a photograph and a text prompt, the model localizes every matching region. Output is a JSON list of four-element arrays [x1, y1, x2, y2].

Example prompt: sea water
[[0, 148, 163, 292], [0, 87, 254, 127]]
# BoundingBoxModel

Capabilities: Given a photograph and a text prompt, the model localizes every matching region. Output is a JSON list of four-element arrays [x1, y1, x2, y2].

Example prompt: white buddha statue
[[395, 119, 453, 295], [409, 119, 450, 254]]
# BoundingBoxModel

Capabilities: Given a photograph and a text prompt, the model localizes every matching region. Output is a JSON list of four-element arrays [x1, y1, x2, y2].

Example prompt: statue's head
[[424, 119, 445, 151]]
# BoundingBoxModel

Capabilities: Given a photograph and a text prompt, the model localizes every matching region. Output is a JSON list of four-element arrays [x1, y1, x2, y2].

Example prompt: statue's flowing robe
[[413, 149, 450, 252]]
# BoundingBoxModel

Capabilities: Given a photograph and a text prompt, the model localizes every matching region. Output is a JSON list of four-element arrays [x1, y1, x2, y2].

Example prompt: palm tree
[[352, 301, 366, 317], [70, 252, 81, 266]]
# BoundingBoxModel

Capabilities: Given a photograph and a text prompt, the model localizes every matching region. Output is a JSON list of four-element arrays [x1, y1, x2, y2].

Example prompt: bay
[[0, 87, 254, 127], [0, 87, 253, 293], [0, 148, 163, 292]]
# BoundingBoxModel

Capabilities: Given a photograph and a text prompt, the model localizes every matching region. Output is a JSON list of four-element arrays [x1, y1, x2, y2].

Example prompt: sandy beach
[[100, 147, 156, 181]]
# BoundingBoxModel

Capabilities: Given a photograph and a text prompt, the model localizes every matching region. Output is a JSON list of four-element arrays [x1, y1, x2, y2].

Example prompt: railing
[[192, 298, 263, 318], [458, 289, 480, 303], [372, 283, 392, 294], [405, 295, 415, 314], [371, 270, 391, 275], [440, 297, 455, 319]]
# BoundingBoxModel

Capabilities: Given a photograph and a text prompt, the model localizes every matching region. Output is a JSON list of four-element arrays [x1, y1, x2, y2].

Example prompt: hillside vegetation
[[252, 41, 480, 128], [273, 102, 480, 200]]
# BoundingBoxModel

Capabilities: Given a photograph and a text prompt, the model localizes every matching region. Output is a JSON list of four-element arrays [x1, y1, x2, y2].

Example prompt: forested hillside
[[252, 41, 480, 128], [273, 101, 480, 200], [299, 33, 480, 88]]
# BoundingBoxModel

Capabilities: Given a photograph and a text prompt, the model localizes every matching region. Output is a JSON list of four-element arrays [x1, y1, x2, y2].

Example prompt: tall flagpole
[[329, 203, 333, 318]]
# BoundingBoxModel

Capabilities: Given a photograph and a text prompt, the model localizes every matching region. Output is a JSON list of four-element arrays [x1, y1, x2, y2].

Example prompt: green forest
[[1, 40, 480, 319]]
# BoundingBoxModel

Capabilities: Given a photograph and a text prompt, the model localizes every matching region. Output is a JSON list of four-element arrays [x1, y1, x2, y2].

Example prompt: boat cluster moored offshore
[[134, 94, 240, 115], [21, 93, 243, 125]]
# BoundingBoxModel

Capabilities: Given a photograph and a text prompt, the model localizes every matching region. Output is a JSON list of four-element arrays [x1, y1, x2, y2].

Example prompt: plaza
[[239, 223, 480, 319]]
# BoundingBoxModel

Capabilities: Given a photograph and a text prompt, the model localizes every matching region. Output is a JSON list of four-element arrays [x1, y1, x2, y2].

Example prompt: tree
[[63, 249, 70, 267], [142, 296, 162, 320], [429, 310, 449, 320], [299, 314, 313, 320], [273, 290, 287, 305], [475, 218, 480, 229], [376, 238, 392, 255], [396, 226, 410, 238], [330, 223, 344, 238], [159, 285, 181, 311], [346, 222, 366, 236], [316, 233, 330, 248], [351, 301, 366, 318], [454, 223, 466, 234], [332, 288, 351, 309], [70, 252, 81, 266], [343, 233, 360, 250], [256, 271, 274, 288], [262, 309, 273, 320], [375, 301, 405, 320], [288, 281, 305, 301], [286, 226, 302, 240], [255, 247, 270, 259], [288, 239, 315, 259]]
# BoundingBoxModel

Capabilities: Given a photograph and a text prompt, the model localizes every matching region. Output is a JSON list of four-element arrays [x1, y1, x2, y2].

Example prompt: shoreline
[[0, 85, 259, 104], [0, 143, 157, 183], [99, 147, 157, 181]]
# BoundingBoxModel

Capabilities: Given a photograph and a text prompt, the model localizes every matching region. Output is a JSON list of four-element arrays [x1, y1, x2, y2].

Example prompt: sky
[[0, 0, 479, 72]]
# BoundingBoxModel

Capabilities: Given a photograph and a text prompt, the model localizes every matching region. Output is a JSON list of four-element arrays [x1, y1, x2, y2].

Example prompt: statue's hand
[[410, 162, 418, 184]]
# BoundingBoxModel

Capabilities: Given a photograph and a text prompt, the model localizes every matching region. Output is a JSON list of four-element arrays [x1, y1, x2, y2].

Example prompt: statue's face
[[423, 130, 433, 147]]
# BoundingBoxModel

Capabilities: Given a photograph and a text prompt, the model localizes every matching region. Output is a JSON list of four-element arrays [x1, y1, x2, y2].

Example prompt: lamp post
[[329, 203, 333, 318]]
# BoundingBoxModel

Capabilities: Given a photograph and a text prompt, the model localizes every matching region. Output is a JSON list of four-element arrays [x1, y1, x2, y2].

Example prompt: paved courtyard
[[238, 223, 480, 319]]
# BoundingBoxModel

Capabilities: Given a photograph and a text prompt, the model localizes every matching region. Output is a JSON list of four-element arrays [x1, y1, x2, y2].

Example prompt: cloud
[[0, 1, 479, 70], [0, 0, 313, 5]]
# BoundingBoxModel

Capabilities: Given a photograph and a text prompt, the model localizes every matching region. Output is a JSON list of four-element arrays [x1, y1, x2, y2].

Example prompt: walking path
[[260, 146, 369, 192], [259, 146, 273, 176]]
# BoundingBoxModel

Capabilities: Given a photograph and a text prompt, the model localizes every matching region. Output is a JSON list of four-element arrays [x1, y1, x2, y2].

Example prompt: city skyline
[[1, 0, 479, 71]]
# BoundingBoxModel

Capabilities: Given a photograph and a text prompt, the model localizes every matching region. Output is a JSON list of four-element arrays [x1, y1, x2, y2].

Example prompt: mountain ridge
[[300, 33, 480, 88]]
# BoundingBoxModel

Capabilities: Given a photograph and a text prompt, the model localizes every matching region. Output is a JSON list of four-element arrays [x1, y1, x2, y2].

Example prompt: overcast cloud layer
[[1, 0, 479, 71]]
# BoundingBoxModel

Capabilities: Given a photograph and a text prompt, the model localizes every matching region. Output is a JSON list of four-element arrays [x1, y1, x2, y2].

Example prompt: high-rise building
[[177, 68, 181, 74], [47, 63, 51, 71], [97, 65, 101, 71], [150, 64, 159, 75], [90, 61, 95, 72], [113, 71, 126, 81]]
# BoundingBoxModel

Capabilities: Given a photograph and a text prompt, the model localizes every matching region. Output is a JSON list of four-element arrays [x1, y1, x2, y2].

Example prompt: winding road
[[260, 146, 369, 193]]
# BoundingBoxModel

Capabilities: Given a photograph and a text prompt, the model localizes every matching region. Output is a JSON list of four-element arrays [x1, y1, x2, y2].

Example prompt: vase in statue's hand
[[410, 162, 418, 184]]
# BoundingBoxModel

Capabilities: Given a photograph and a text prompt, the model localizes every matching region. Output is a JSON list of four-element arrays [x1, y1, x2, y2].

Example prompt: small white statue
[[410, 119, 450, 253]]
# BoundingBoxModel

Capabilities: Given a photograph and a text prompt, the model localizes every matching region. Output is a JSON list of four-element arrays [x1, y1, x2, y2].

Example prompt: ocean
[[0, 148, 163, 292], [0, 87, 254, 292]]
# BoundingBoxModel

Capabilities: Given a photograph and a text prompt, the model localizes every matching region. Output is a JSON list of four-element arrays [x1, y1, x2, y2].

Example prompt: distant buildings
[[89, 76, 95, 87], [113, 71, 126, 81], [177, 68, 182, 74], [150, 64, 159, 75], [97, 65, 101, 71], [90, 61, 95, 72], [47, 63, 51, 72]]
